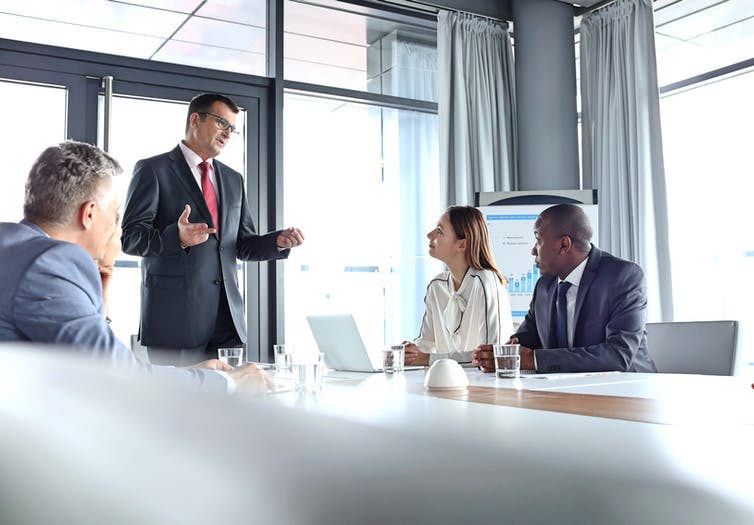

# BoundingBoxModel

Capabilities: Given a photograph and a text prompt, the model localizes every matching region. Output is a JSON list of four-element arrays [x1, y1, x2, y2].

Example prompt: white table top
[[264, 367, 754, 523], [3, 347, 753, 525], [273, 368, 754, 423]]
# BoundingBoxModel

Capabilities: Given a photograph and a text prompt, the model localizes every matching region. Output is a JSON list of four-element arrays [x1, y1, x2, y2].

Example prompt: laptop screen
[[306, 314, 378, 372]]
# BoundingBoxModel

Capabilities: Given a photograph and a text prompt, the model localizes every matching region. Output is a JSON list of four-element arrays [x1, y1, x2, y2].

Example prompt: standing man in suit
[[122, 93, 304, 366], [0, 141, 271, 394], [473, 203, 656, 373]]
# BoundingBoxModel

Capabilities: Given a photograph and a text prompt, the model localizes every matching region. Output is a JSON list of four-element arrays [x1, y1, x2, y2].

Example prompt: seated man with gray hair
[[0, 141, 270, 393]]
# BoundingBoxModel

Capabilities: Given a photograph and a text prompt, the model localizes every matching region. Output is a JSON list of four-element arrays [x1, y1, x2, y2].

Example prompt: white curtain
[[580, 0, 673, 321], [388, 38, 441, 342], [438, 11, 517, 206], [394, 39, 437, 101]]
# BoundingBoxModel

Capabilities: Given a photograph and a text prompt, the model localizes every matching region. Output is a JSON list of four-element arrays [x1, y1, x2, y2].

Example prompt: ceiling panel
[[654, 1, 754, 86], [116, 0, 204, 13], [286, 1, 369, 46], [197, 0, 266, 26], [692, 15, 754, 53], [172, 16, 265, 53], [0, 12, 164, 58], [654, 0, 725, 26], [657, 0, 753, 40], [654, 32, 681, 51], [0, 0, 187, 38]]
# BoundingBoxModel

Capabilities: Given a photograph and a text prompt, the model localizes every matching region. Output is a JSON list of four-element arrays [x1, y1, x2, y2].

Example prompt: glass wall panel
[[283, 92, 440, 358], [655, 1, 754, 372], [0, 79, 66, 223], [660, 69, 754, 367], [284, 0, 437, 102]]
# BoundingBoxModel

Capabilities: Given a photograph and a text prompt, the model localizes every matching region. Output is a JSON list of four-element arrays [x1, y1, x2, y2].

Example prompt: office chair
[[645, 320, 738, 375]]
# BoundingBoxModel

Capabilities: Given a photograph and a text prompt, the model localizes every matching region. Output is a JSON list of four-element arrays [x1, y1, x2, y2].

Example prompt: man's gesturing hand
[[177, 204, 216, 247]]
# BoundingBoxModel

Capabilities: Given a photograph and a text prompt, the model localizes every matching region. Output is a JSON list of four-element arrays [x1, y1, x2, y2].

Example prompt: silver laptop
[[306, 314, 422, 372]]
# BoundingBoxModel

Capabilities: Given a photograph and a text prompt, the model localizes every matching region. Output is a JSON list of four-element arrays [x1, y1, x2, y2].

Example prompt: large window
[[1, 0, 437, 363], [660, 69, 754, 366], [0, 80, 66, 223], [284, 0, 437, 102], [280, 0, 439, 357], [656, 0, 754, 368], [283, 93, 440, 355]]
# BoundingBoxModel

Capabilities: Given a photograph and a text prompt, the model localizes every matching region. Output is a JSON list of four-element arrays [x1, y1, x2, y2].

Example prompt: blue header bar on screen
[[486, 214, 539, 221]]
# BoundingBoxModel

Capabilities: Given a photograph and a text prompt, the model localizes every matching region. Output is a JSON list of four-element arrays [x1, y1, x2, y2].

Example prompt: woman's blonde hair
[[446, 206, 507, 285]]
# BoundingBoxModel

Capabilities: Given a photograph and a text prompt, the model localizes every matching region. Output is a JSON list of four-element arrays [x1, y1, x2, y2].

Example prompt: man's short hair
[[23, 141, 122, 226], [185, 93, 240, 133], [540, 203, 593, 252]]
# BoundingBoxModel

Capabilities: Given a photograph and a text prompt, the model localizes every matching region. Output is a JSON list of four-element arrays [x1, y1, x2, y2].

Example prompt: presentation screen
[[479, 204, 599, 325]]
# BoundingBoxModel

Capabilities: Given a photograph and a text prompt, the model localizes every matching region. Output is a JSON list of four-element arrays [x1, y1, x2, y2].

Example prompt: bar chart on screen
[[507, 263, 540, 295], [479, 200, 598, 325]]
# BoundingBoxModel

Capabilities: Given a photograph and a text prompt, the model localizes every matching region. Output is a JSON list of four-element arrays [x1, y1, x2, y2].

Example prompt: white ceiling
[[1, 0, 752, 86]]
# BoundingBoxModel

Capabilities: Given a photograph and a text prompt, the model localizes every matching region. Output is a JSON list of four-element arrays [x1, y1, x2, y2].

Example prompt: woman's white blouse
[[414, 268, 514, 364]]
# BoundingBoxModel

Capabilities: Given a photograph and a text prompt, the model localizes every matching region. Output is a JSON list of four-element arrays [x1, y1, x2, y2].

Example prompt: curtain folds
[[391, 38, 441, 344], [438, 11, 517, 207], [580, 0, 673, 321]]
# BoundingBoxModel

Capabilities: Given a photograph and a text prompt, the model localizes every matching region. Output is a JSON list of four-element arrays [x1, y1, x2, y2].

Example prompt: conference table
[[272, 368, 754, 426], [3, 347, 753, 524], [266, 367, 754, 523]]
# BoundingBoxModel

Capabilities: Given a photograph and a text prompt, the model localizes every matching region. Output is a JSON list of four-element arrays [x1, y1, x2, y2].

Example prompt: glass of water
[[493, 344, 520, 379], [292, 351, 325, 395], [382, 344, 405, 374], [273, 344, 295, 376], [218, 347, 244, 367]]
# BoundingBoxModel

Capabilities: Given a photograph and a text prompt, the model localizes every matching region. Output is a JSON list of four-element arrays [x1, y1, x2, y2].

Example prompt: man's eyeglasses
[[198, 112, 239, 135]]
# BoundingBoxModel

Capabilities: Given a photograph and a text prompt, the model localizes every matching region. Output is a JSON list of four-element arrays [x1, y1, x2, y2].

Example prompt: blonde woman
[[404, 206, 513, 365]]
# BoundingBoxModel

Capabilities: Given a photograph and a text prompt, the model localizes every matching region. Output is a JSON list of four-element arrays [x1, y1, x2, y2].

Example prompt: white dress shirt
[[558, 252, 590, 348], [178, 141, 220, 204]]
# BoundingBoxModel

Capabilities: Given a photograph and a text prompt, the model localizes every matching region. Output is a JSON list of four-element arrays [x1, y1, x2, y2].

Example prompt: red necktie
[[199, 161, 219, 232]]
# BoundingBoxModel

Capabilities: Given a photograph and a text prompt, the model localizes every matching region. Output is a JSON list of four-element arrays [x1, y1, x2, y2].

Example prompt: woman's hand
[[403, 341, 430, 366]]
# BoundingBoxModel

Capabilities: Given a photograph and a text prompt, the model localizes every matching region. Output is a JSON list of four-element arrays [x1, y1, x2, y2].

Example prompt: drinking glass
[[382, 344, 405, 374], [292, 352, 324, 395], [218, 347, 244, 367], [493, 344, 521, 379]]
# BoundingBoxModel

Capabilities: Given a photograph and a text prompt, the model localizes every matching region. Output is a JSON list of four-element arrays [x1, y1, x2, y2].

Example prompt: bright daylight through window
[[282, 0, 439, 351], [2, 0, 752, 369], [654, 0, 754, 367]]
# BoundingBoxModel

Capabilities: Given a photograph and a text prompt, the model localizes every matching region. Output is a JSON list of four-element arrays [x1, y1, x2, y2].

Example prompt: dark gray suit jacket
[[121, 145, 287, 348], [0, 221, 227, 391], [515, 245, 656, 373]]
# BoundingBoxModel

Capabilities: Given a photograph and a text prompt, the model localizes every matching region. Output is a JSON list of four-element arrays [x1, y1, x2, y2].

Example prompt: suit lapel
[[572, 246, 601, 335], [168, 146, 220, 234], [168, 146, 212, 224], [213, 161, 228, 239]]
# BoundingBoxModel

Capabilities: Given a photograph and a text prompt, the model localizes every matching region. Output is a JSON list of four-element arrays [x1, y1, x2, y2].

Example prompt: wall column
[[512, 0, 579, 190]]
